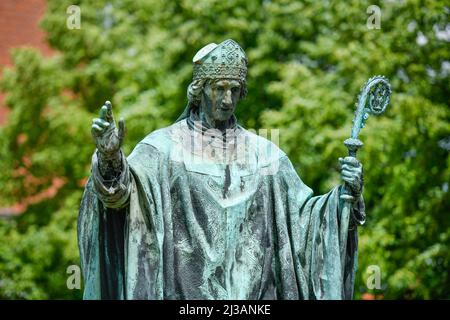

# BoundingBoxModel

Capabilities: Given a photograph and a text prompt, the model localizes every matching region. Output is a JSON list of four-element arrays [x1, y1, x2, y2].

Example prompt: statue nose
[[223, 90, 232, 105]]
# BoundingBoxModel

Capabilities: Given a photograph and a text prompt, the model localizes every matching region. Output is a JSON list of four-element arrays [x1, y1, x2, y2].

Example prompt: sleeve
[[349, 195, 366, 229], [273, 156, 364, 300], [91, 150, 131, 209], [78, 142, 166, 300], [78, 177, 127, 300]]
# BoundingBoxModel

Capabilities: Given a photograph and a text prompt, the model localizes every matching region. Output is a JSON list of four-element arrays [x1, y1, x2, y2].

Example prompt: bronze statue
[[79, 39, 375, 300]]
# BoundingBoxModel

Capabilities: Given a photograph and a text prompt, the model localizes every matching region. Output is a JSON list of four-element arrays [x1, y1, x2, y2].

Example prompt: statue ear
[[188, 81, 203, 104], [239, 81, 248, 100]]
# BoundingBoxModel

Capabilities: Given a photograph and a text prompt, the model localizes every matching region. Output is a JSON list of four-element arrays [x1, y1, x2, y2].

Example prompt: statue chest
[[176, 159, 260, 208]]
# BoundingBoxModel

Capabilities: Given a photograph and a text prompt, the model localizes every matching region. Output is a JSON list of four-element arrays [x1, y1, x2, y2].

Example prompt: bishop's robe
[[78, 114, 365, 300]]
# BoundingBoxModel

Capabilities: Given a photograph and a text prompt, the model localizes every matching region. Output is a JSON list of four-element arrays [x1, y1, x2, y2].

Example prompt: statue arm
[[90, 100, 130, 208], [345, 191, 366, 229], [91, 149, 131, 209], [338, 156, 365, 228]]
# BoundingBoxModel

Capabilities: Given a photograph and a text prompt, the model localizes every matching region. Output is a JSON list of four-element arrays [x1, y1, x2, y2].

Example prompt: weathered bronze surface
[[78, 39, 386, 300]]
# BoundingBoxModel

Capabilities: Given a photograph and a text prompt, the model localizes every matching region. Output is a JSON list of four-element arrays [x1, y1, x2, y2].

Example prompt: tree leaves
[[0, 0, 448, 299]]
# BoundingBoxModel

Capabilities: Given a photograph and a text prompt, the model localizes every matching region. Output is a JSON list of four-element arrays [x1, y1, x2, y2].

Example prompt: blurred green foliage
[[0, 0, 448, 299]]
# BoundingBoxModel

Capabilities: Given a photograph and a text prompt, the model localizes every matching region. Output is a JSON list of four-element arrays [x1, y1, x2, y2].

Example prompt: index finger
[[99, 105, 108, 121], [105, 101, 113, 121], [341, 156, 360, 167]]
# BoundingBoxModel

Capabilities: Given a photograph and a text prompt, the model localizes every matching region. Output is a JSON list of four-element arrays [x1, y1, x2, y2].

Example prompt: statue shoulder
[[241, 127, 286, 167], [138, 120, 187, 155], [127, 121, 188, 170]]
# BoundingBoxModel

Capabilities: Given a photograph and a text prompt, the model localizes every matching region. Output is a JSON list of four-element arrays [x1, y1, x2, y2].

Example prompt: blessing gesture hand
[[91, 101, 125, 157]]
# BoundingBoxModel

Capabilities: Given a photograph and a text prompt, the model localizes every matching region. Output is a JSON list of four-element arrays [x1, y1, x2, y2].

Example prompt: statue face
[[201, 79, 242, 122]]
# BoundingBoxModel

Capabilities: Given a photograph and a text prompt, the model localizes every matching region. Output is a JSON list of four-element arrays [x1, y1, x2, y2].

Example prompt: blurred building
[[0, 0, 53, 125], [0, 0, 54, 217]]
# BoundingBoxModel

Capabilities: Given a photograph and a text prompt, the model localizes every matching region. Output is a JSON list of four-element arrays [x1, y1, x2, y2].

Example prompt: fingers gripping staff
[[339, 156, 363, 200]]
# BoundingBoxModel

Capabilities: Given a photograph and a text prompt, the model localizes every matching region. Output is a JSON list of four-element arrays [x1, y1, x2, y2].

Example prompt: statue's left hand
[[339, 156, 363, 198]]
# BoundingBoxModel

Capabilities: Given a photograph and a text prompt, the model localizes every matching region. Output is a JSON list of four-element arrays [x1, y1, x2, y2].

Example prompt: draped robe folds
[[78, 116, 365, 300]]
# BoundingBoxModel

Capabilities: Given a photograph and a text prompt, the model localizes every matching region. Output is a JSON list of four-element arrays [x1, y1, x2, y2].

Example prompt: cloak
[[78, 117, 365, 300]]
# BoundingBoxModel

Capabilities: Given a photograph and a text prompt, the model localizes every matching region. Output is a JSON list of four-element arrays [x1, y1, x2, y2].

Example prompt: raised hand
[[91, 101, 125, 158]]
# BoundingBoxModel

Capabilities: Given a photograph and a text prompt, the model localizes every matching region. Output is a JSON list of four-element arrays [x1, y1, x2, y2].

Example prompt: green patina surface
[[79, 39, 366, 300], [79, 115, 365, 299]]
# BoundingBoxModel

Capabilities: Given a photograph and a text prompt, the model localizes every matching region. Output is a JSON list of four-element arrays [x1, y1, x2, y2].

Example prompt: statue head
[[200, 78, 243, 122], [178, 39, 248, 124]]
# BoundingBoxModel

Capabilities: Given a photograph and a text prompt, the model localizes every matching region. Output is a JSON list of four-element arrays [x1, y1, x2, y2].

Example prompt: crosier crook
[[339, 76, 391, 281]]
